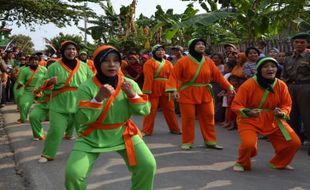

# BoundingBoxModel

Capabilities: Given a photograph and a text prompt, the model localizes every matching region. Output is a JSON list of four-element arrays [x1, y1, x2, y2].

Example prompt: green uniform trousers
[[65, 141, 156, 190], [13, 83, 23, 108], [42, 111, 75, 158], [29, 104, 48, 138], [19, 91, 35, 122]]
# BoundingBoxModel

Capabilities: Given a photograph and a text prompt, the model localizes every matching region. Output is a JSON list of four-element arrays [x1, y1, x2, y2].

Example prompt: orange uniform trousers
[[179, 102, 216, 145], [142, 95, 180, 135], [237, 127, 301, 170]]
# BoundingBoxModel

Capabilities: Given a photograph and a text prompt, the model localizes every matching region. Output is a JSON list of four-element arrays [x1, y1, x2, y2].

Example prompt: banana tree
[[141, 4, 200, 46], [181, 0, 310, 44], [222, 0, 310, 43], [164, 9, 234, 46]]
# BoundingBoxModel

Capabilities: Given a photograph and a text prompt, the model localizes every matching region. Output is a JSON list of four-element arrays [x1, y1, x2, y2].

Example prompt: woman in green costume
[[65, 45, 156, 190], [16, 55, 47, 123], [13, 55, 28, 111], [38, 41, 93, 162], [28, 59, 56, 140]]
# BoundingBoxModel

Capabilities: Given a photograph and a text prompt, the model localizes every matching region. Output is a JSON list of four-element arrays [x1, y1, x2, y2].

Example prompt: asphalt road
[[1, 104, 309, 190]]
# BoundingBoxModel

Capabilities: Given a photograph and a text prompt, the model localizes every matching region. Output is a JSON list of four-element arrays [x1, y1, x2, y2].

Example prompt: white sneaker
[[180, 144, 192, 150], [284, 165, 294, 170], [38, 157, 48, 163], [63, 135, 75, 140], [233, 164, 245, 172]]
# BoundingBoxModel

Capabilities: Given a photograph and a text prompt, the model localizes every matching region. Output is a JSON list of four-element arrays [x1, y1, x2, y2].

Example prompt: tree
[[80, 0, 119, 44], [10, 34, 34, 55], [182, 0, 310, 43], [0, 0, 101, 28], [82, 0, 146, 54], [44, 33, 84, 55]]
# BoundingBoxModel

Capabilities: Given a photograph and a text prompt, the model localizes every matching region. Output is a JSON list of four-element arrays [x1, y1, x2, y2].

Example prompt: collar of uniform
[[293, 51, 307, 58]]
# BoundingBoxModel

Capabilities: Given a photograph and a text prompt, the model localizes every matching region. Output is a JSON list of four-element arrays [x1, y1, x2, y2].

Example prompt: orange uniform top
[[86, 59, 96, 74], [167, 56, 232, 104], [39, 60, 47, 67], [231, 78, 291, 135], [231, 64, 245, 78], [231, 52, 246, 78], [142, 58, 174, 97]]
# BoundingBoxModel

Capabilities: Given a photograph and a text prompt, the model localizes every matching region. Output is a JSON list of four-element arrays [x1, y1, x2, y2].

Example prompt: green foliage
[[81, 0, 310, 52], [10, 34, 34, 55], [0, 0, 101, 28], [83, 0, 130, 44], [228, 0, 310, 42]]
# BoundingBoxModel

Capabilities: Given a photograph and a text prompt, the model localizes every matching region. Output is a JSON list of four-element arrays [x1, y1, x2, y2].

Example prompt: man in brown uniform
[[282, 32, 310, 150]]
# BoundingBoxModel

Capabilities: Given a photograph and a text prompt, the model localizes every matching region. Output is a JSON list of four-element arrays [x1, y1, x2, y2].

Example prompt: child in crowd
[[243, 47, 260, 78], [224, 75, 241, 130], [218, 61, 235, 128]]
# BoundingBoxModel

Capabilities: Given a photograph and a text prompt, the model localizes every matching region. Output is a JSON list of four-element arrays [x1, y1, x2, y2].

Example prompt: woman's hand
[[247, 109, 261, 118], [273, 107, 284, 118], [217, 90, 226, 97], [47, 76, 58, 86], [121, 80, 136, 98], [33, 88, 43, 96], [2, 80, 7, 87], [227, 89, 236, 96], [16, 83, 23, 89], [95, 84, 115, 102], [173, 91, 180, 101]]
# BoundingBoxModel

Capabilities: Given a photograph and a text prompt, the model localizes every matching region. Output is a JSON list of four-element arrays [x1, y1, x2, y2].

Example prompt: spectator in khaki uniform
[[283, 33, 310, 150]]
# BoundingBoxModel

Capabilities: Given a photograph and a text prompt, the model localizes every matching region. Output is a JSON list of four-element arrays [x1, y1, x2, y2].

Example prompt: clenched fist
[[95, 84, 115, 102], [246, 109, 261, 118], [121, 80, 136, 98], [273, 107, 284, 118], [47, 76, 58, 86]]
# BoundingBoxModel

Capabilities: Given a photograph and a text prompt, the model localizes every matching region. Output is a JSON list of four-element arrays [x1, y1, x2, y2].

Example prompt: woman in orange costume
[[142, 44, 181, 136], [231, 57, 301, 172], [168, 38, 234, 150]]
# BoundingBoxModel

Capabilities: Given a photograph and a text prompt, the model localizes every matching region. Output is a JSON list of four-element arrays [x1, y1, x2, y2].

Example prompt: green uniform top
[[73, 76, 151, 153], [17, 65, 27, 71], [45, 60, 93, 113], [14, 65, 27, 91], [16, 66, 47, 93]]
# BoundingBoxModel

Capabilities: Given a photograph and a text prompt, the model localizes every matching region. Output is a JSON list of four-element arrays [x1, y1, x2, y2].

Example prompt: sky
[[11, 0, 204, 50]]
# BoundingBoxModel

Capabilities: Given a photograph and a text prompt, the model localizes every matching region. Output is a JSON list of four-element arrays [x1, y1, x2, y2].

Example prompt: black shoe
[[227, 126, 237, 131], [170, 131, 182, 135], [259, 135, 268, 140]]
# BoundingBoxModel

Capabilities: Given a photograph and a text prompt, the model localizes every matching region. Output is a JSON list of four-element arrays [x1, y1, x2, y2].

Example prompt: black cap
[[60, 40, 78, 52], [291, 32, 310, 40]]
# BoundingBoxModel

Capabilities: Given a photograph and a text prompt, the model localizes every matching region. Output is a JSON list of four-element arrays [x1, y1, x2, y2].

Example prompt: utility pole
[[84, 2, 88, 44]]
